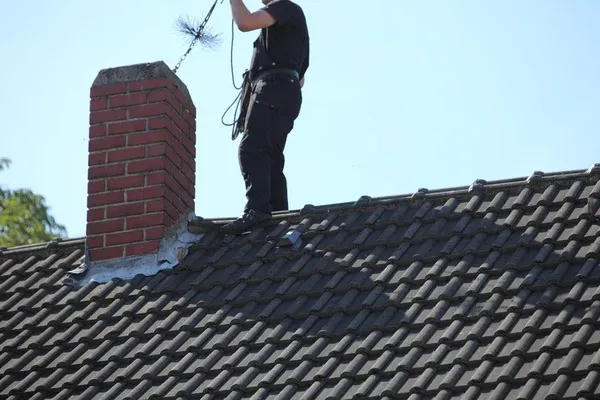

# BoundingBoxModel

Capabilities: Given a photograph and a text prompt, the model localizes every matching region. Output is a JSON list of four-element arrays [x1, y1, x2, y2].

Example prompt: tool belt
[[252, 67, 299, 86], [231, 34, 298, 140], [232, 68, 299, 140]]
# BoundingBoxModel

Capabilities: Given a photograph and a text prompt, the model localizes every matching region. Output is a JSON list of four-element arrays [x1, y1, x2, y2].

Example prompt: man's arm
[[230, 0, 277, 32]]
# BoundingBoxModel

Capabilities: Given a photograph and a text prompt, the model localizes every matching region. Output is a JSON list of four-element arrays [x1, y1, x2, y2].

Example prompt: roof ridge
[[200, 164, 600, 224], [3, 164, 598, 249], [0, 237, 85, 256]]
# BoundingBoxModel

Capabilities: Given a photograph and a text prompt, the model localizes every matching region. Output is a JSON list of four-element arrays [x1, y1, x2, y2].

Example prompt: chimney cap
[[92, 61, 192, 102]]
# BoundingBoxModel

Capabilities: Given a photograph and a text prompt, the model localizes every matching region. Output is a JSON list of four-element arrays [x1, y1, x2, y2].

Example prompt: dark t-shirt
[[249, 0, 310, 80]]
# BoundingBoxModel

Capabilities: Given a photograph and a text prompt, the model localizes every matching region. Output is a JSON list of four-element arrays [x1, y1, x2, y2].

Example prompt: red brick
[[179, 134, 195, 158], [88, 152, 106, 166], [107, 175, 145, 191], [182, 150, 196, 171], [106, 230, 144, 246], [147, 89, 182, 113], [145, 226, 165, 240], [147, 143, 167, 157], [127, 186, 171, 202], [148, 87, 175, 103], [90, 125, 106, 138], [171, 167, 193, 194], [107, 147, 145, 163], [108, 120, 147, 136], [127, 158, 167, 174], [165, 202, 180, 222], [88, 180, 106, 194], [181, 161, 194, 179], [180, 190, 194, 210], [88, 191, 125, 208], [106, 202, 145, 218], [87, 218, 124, 235], [173, 88, 193, 110], [146, 199, 166, 213], [91, 83, 127, 97], [88, 163, 126, 179], [177, 153, 194, 175], [146, 144, 182, 172], [171, 140, 189, 166], [90, 98, 108, 111], [147, 89, 172, 103], [110, 93, 148, 108], [148, 116, 181, 137], [127, 130, 168, 146], [90, 109, 127, 124], [86, 235, 104, 248], [90, 246, 125, 261], [172, 195, 188, 214], [183, 110, 196, 132], [128, 78, 173, 92], [126, 213, 166, 229], [150, 167, 183, 197], [169, 147, 185, 169], [146, 171, 167, 185], [172, 113, 191, 136], [168, 174, 185, 197], [89, 135, 126, 152], [163, 104, 178, 122], [129, 103, 172, 119], [87, 208, 105, 222], [125, 241, 160, 257]]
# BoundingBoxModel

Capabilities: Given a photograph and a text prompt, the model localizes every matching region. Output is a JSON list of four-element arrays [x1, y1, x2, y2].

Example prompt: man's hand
[[230, 0, 278, 32]]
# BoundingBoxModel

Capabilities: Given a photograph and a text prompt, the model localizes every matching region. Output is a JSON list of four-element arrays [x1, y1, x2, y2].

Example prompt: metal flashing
[[66, 212, 204, 286]]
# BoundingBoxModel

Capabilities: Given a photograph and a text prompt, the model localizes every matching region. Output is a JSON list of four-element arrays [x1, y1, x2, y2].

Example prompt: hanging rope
[[221, 19, 250, 141], [172, 0, 248, 141]]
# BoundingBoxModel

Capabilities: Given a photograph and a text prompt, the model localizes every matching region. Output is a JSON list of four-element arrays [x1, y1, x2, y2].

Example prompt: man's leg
[[270, 134, 289, 212], [269, 87, 298, 213], [239, 124, 272, 215], [221, 101, 274, 234]]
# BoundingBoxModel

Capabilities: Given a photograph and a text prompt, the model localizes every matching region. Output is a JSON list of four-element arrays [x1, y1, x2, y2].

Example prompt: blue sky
[[1, 1, 599, 239]]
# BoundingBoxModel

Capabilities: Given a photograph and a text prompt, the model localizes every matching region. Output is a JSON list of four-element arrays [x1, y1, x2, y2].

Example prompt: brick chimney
[[86, 61, 196, 263]]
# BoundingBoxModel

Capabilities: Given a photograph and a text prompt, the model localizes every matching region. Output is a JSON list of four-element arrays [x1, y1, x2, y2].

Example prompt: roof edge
[[0, 237, 86, 256], [193, 164, 600, 226], [3, 164, 599, 251]]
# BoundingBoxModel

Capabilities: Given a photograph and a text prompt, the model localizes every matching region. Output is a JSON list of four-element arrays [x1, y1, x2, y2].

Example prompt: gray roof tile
[[2, 169, 600, 399]]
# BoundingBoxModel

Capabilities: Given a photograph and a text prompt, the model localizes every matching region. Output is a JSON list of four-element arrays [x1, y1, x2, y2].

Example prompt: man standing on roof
[[222, 0, 310, 235]]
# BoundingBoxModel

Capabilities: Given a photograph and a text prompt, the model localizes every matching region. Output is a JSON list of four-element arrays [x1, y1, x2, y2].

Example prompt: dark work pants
[[239, 74, 302, 215]]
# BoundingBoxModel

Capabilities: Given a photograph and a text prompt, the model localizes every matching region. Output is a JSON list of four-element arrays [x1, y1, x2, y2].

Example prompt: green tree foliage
[[0, 158, 67, 247]]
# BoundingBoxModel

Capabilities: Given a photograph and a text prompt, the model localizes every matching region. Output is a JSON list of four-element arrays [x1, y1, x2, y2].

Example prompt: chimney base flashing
[[67, 212, 203, 287]]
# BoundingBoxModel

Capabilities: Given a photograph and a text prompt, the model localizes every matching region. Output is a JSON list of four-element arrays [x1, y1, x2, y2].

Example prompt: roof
[[2, 166, 600, 400]]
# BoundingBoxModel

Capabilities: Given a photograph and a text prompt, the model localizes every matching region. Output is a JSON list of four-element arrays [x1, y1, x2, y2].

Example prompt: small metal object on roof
[[587, 163, 600, 174], [355, 195, 373, 206], [469, 179, 487, 193], [411, 188, 428, 199], [300, 204, 316, 214], [67, 256, 88, 275], [526, 170, 545, 184], [45, 237, 62, 249], [278, 229, 301, 247]]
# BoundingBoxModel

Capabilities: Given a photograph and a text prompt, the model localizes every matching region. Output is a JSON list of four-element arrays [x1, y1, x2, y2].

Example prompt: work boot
[[221, 209, 272, 235]]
